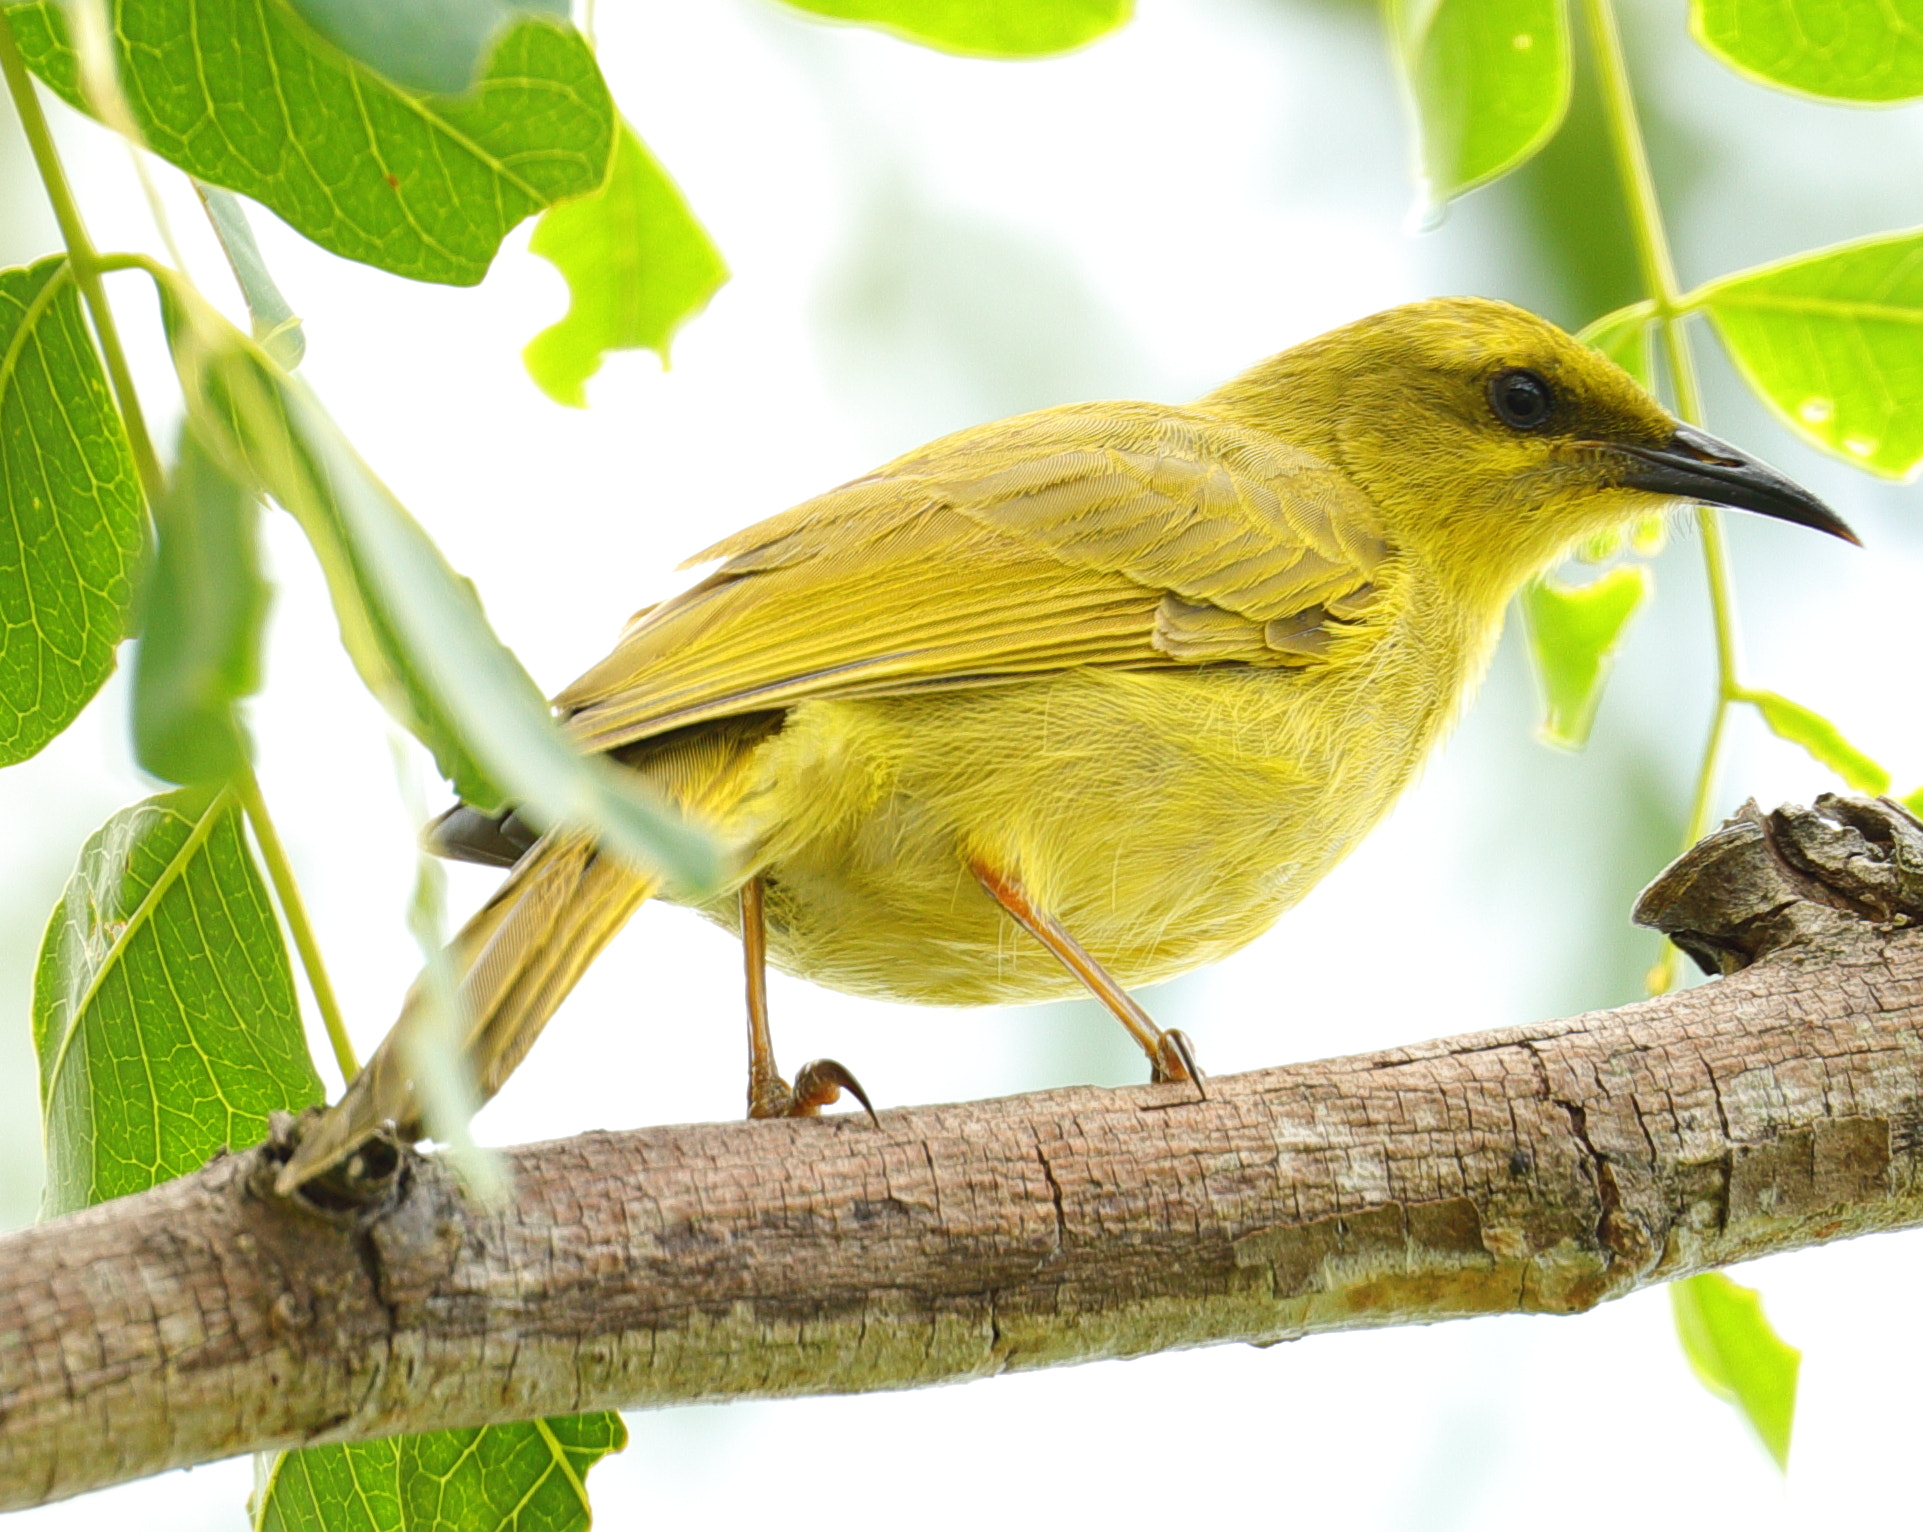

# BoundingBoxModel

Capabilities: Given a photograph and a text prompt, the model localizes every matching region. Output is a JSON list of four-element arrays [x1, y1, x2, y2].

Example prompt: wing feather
[[557, 404, 1389, 754]]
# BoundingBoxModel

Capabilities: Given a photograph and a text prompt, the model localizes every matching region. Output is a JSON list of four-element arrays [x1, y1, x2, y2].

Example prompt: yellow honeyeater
[[280, 296, 1853, 1191]]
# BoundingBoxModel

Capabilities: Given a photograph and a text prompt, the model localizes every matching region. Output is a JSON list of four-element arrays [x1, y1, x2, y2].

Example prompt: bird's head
[[1205, 296, 1855, 609]]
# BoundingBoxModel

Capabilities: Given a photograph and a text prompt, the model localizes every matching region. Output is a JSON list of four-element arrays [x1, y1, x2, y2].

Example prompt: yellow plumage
[[281, 296, 1850, 1188]]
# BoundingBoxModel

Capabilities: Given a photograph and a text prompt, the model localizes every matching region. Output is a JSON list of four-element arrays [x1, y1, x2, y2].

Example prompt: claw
[[791, 1058, 878, 1122], [1152, 1029, 1206, 1101]]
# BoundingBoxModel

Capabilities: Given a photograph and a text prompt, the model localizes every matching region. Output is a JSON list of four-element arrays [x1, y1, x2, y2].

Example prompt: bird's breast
[[696, 587, 1499, 1007]]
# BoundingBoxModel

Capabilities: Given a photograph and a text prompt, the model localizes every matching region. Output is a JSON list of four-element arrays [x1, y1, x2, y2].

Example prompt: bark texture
[[4, 795, 1922, 1510]]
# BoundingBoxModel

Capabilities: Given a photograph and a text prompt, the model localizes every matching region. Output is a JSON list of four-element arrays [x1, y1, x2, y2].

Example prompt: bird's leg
[[970, 860, 1204, 1097], [741, 876, 875, 1121], [741, 875, 789, 1117]]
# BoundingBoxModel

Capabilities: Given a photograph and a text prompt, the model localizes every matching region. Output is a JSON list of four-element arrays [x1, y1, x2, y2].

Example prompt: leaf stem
[[0, 42, 357, 1077], [235, 768, 360, 1083], [1580, 0, 1680, 313], [0, 8, 162, 502], [1581, 0, 1748, 992]]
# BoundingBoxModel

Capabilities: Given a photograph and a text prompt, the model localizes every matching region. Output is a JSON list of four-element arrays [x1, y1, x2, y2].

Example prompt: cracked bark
[[4, 794, 1923, 1510]]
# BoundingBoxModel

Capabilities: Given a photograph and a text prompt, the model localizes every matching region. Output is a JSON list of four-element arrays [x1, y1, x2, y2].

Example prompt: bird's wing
[[556, 404, 1390, 753]]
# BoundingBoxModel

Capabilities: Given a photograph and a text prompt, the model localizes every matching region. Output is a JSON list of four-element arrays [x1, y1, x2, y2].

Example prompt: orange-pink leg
[[971, 860, 1203, 1096], [741, 875, 874, 1120]]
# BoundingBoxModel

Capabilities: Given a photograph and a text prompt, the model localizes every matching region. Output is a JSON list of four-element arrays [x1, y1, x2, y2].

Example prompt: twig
[[5, 797, 1920, 1512]]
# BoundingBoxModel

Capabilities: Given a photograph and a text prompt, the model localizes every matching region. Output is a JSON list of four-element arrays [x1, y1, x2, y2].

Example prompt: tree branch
[[5, 795, 1922, 1511]]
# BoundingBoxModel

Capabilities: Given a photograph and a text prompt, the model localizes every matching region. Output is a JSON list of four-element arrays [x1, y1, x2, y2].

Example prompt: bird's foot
[[1151, 1029, 1206, 1100], [748, 1058, 877, 1121], [794, 1058, 877, 1120]]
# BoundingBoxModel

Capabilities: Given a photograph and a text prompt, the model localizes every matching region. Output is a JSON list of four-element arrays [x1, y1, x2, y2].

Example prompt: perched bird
[[279, 296, 1853, 1192]]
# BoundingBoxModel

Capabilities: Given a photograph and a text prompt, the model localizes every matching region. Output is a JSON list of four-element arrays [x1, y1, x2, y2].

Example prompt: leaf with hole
[[778, 0, 1131, 55], [1520, 564, 1650, 749], [132, 424, 270, 786], [525, 122, 729, 408], [1745, 689, 1890, 793], [254, 1412, 627, 1532], [11, 1, 614, 286], [1691, 0, 1923, 103], [157, 277, 721, 892], [1671, 1272, 1799, 1471], [1388, 0, 1571, 208], [0, 256, 144, 766], [33, 785, 322, 1218], [1696, 228, 1923, 479]]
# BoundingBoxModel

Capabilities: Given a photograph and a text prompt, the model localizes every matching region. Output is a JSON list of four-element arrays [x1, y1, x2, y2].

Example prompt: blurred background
[[4, 0, 1923, 1525]]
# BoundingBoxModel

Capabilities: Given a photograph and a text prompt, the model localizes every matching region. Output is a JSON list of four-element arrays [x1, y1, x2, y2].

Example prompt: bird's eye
[[1490, 368, 1555, 430]]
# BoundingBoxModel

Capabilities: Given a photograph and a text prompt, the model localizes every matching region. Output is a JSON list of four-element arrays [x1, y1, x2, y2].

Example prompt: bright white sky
[[4, 0, 1923, 1526]]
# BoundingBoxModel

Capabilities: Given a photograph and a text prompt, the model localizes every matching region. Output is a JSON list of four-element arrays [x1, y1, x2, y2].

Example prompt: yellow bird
[[280, 296, 1852, 1191]]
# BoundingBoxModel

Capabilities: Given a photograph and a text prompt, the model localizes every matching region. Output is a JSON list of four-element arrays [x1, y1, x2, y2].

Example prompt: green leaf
[[280, 387, 721, 889], [1519, 563, 1651, 749], [1691, 0, 1923, 103], [777, 0, 1131, 56], [33, 785, 323, 1218], [1389, 0, 1572, 208], [1671, 1272, 1800, 1471], [1578, 299, 1656, 392], [286, 0, 568, 95], [11, 2, 615, 287], [132, 424, 270, 785], [525, 123, 729, 408], [1903, 786, 1923, 818], [1744, 688, 1891, 793], [197, 186, 306, 368], [0, 256, 144, 765], [164, 288, 505, 807], [158, 277, 723, 892], [255, 1412, 627, 1532], [1696, 228, 1923, 479], [1627, 513, 1668, 557]]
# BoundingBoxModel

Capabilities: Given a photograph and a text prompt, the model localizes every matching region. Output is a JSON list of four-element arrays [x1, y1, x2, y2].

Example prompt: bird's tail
[[276, 833, 657, 1194]]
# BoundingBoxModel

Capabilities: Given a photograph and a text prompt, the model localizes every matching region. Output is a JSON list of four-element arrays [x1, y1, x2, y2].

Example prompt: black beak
[[1613, 424, 1860, 545]]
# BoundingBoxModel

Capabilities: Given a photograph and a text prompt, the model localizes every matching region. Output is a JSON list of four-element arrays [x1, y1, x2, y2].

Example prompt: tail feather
[[460, 839, 655, 1099], [276, 834, 657, 1193], [277, 713, 779, 1196]]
